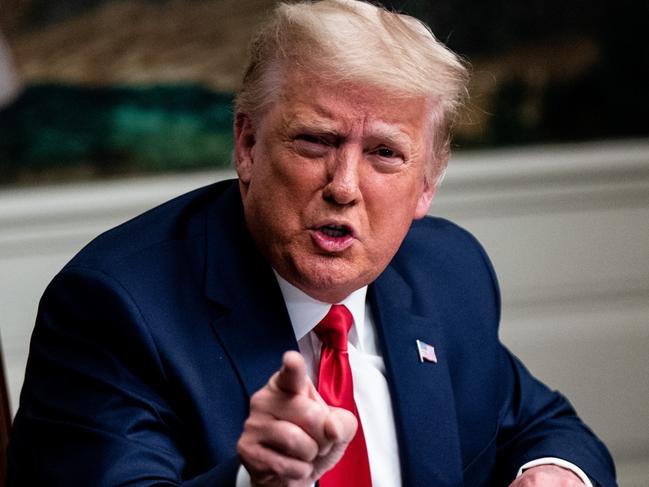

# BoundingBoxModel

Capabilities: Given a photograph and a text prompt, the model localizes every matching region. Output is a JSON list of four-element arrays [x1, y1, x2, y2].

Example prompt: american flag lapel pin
[[416, 339, 438, 363]]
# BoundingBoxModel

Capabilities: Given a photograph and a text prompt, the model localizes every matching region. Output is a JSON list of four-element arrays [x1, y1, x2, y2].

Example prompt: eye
[[295, 134, 322, 145], [370, 145, 404, 164], [292, 133, 330, 157], [376, 147, 397, 158]]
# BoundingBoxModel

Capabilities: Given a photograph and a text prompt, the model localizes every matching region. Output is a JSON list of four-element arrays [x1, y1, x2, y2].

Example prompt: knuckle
[[250, 389, 263, 404], [295, 462, 313, 479], [242, 416, 257, 433], [243, 414, 275, 440], [250, 389, 269, 410], [282, 424, 302, 451], [236, 436, 253, 460], [300, 403, 324, 430], [271, 455, 292, 476], [271, 456, 310, 480]]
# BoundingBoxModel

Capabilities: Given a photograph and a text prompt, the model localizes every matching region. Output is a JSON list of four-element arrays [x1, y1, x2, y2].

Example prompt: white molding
[[435, 138, 649, 217]]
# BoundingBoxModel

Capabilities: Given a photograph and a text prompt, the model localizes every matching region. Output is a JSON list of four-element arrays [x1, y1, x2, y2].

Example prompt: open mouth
[[311, 223, 356, 252], [319, 224, 351, 238]]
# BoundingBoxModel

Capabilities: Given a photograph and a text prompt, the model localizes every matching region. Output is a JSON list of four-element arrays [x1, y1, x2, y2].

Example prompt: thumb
[[311, 408, 359, 480]]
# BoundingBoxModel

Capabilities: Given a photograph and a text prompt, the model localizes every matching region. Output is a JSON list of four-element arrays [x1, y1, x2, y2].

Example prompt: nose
[[323, 147, 362, 206]]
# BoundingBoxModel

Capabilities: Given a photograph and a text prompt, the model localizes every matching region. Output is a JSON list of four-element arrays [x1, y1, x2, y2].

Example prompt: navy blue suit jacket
[[8, 180, 616, 486]]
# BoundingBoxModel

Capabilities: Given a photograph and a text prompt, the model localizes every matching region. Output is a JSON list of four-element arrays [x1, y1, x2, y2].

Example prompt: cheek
[[281, 153, 326, 186], [248, 160, 316, 229], [363, 180, 422, 243], [273, 158, 328, 208], [364, 174, 422, 217], [249, 152, 298, 203]]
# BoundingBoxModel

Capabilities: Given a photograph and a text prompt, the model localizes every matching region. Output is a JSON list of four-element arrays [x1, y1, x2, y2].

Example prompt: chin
[[290, 254, 374, 303]]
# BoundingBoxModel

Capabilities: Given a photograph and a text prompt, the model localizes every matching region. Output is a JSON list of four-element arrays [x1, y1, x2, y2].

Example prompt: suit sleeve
[[470, 238, 618, 487], [8, 266, 240, 486], [493, 346, 617, 486]]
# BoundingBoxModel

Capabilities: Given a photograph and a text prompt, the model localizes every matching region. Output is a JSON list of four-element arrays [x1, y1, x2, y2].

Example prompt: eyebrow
[[282, 113, 414, 150], [364, 121, 412, 150], [283, 115, 341, 137]]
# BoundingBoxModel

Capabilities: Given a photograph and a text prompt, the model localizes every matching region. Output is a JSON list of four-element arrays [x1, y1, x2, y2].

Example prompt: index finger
[[273, 351, 309, 395]]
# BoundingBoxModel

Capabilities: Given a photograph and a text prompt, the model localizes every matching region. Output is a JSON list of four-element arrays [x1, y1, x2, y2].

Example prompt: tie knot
[[314, 304, 353, 350]]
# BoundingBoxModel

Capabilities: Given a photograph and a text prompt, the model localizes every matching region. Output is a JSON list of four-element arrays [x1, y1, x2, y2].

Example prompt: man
[[8, 1, 616, 486]]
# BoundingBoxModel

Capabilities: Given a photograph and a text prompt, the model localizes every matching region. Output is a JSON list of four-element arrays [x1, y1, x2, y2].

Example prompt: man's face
[[235, 71, 437, 303]]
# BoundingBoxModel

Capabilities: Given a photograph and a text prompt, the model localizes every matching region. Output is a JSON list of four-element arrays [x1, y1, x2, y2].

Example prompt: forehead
[[270, 71, 432, 139]]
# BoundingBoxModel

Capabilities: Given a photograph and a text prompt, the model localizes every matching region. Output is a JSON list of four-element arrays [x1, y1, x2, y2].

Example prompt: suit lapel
[[203, 183, 298, 397], [371, 265, 463, 487]]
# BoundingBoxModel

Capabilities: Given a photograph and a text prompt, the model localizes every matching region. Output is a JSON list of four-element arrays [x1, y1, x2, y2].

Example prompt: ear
[[413, 180, 437, 219], [234, 112, 256, 185]]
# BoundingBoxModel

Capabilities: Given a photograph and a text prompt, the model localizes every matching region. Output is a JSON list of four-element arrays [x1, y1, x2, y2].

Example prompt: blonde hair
[[235, 0, 469, 183]]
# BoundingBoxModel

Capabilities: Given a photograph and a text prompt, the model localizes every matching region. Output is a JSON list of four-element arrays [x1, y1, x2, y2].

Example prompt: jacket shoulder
[[65, 179, 236, 273], [389, 215, 502, 324], [398, 216, 495, 274]]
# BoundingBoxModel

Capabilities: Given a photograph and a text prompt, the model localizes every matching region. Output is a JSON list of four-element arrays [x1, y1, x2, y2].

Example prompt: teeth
[[321, 226, 347, 238]]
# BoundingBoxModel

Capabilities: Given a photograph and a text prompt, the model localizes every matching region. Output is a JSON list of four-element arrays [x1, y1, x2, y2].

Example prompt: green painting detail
[[0, 84, 234, 182]]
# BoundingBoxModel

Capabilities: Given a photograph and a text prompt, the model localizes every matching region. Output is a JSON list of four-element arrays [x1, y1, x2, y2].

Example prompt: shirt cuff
[[517, 457, 593, 487], [236, 464, 252, 487], [236, 464, 316, 487]]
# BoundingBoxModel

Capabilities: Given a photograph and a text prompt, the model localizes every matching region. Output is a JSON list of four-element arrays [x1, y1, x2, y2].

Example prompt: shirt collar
[[274, 272, 368, 347]]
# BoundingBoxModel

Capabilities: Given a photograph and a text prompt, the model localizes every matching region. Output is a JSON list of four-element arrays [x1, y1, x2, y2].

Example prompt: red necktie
[[314, 304, 372, 487]]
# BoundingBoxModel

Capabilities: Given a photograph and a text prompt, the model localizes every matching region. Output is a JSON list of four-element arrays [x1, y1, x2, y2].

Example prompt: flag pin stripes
[[416, 339, 438, 363]]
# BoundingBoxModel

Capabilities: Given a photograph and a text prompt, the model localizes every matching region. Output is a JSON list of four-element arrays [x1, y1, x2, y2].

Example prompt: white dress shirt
[[236, 275, 592, 487], [273, 275, 402, 487]]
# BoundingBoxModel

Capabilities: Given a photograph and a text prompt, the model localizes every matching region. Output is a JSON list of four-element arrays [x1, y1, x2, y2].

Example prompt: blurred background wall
[[0, 0, 647, 485], [1, 0, 647, 183]]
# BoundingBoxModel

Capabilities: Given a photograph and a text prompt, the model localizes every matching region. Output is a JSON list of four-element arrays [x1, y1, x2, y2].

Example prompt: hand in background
[[510, 464, 585, 486], [237, 351, 357, 487]]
